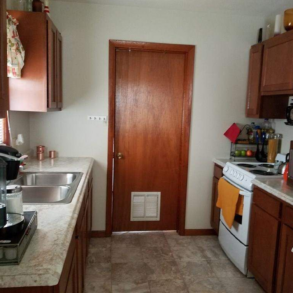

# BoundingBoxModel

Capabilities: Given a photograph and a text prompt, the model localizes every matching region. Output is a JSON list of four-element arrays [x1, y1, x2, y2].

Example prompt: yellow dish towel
[[216, 178, 243, 228]]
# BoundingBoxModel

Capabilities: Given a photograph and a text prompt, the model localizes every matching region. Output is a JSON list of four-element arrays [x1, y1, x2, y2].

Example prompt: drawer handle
[[291, 248, 293, 253]]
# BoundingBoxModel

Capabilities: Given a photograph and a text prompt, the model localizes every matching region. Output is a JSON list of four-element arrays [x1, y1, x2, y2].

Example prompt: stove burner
[[250, 170, 276, 176], [258, 164, 275, 168], [236, 164, 257, 168]]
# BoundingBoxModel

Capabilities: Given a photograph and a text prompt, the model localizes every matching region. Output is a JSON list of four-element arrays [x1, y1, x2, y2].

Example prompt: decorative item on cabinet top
[[284, 9, 293, 31]]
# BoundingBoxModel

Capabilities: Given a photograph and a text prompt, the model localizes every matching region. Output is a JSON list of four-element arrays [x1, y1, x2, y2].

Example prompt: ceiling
[[51, 0, 292, 16]]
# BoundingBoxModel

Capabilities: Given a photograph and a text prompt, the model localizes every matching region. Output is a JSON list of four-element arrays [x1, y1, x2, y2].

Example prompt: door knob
[[117, 153, 123, 160]]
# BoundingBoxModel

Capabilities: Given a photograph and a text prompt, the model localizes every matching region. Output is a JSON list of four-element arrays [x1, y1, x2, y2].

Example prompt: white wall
[[9, 111, 30, 155], [275, 120, 293, 154], [29, 2, 266, 230]]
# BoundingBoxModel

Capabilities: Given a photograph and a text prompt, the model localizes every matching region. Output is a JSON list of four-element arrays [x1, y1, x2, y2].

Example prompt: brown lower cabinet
[[210, 164, 223, 235], [248, 186, 293, 293], [2, 173, 93, 293]]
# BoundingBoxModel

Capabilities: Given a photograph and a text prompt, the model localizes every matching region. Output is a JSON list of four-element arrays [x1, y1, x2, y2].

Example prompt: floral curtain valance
[[7, 13, 25, 79]]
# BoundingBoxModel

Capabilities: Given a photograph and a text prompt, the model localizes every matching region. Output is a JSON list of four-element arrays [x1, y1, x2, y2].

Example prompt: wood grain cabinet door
[[48, 19, 58, 109], [65, 251, 78, 293], [248, 204, 280, 293], [56, 31, 63, 109], [276, 225, 293, 293], [246, 44, 263, 118], [261, 32, 293, 93], [0, 0, 8, 118], [210, 177, 220, 235]]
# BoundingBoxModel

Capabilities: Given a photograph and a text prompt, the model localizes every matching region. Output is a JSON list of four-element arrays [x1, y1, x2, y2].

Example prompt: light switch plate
[[87, 116, 107, 122]]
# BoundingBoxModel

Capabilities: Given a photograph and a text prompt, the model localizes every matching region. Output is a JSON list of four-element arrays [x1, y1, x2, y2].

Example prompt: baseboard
[[91, 230, 107, 238], [183, 229, 216, 236]]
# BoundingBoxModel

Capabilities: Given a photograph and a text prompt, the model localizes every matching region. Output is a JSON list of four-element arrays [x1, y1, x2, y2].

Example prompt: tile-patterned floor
[[85, 231, 264, 293]]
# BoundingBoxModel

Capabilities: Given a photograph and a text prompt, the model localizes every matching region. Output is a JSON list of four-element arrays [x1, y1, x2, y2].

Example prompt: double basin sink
[[10, 172, 83, 204]]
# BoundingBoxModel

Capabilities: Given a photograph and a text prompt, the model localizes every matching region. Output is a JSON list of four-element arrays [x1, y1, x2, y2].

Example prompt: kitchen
[[0, 0, 293, 292]]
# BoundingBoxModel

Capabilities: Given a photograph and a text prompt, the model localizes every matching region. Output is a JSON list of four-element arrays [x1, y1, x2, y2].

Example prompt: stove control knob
[[236, 173, 240, 179], [240, 174, 244, 181], [224, 166, 229, 173]]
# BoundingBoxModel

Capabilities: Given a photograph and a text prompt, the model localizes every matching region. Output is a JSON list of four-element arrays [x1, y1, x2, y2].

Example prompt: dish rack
[[230, 140, 267, 161]]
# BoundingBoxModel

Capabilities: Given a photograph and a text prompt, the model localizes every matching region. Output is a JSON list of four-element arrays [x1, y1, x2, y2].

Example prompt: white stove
[[223, 162, 282, 192], [219, 161, 282, 276]]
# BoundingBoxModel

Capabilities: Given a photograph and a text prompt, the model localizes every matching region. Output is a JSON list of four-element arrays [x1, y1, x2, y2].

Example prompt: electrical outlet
[[87, 116, 108, 122]]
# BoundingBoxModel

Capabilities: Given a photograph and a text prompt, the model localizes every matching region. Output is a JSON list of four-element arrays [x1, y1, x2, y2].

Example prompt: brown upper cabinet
[[246, 44, 263, 118], [0, 0, 8, 118], [262, 30, 293, 94], [8, 11, 62, 112], [246, 30, 293, 119]]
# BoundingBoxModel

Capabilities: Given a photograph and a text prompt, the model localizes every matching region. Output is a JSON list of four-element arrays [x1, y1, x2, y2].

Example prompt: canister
[[6, 185, 23, 218]]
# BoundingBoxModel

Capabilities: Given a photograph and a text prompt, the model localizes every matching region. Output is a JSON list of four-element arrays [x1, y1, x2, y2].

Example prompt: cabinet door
[[248, 204, 280, 293], [56, 31, 63, 109], [261, 32, 293, 93], [76, 234, 83, 293], [81, 210, 87, 280], [65, 251, 78, 293], [0, 0, 8, 118], [210, 177, 220, 235], [48, 19, 58, 109], [246, 44, 263, 118], [276, 225, 293, 293]]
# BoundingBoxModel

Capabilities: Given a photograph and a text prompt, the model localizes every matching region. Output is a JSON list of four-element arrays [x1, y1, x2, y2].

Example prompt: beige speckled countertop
[[213, 158, 293, 206], [0, 157, 94, 288]]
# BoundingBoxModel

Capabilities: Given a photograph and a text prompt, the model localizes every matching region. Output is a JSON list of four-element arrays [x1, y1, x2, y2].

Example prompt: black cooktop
[[236, 164, 257, 168], [258, 164, 275, 168], [250, 170, 277, 176]]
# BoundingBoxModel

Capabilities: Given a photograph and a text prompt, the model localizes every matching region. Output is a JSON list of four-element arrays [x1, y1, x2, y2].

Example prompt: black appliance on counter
[[0, 145, 22, 180], [0, 149, 38, 265]]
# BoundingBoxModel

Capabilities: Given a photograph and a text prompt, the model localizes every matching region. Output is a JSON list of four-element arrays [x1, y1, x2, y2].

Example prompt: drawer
[[214, 164, 223, 179], [253, 187, 282, 219], [283, 204, 293, 229]]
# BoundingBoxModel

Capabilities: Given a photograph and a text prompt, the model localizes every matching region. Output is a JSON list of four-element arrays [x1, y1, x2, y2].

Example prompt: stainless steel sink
[[22, 186, 71, 203], [10, 172, 83, 204], [13, 172, 79, 186]]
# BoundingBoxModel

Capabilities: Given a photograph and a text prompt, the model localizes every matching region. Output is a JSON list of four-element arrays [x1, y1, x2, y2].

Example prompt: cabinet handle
[[291, 248, 293, 253]]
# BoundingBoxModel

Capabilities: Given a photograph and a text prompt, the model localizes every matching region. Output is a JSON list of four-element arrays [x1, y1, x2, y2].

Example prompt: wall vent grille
[[131, 192, 161, 221]]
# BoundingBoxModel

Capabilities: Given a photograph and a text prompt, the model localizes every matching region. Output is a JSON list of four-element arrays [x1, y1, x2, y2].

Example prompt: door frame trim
[[106, 40, 195, 236]]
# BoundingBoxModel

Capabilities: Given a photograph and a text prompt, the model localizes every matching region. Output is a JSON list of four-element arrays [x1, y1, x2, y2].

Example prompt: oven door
[[219, 176, 253, 246]]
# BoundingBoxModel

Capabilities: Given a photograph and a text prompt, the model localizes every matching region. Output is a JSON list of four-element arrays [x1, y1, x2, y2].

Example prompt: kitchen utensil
[[283, 163, 289, 181], [0, 146, 23, 180], [49, 150, 56, 159], [267, 135, 278, 163], [36, 146, 45, 161], [260, 131, 267, 161], [277, 153, 290, 174]]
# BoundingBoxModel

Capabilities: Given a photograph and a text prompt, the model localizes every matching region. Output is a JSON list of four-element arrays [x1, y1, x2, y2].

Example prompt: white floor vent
[[131, 192, 161, 221]]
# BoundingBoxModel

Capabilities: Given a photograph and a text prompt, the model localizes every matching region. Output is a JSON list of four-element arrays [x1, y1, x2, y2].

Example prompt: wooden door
[[248, 204, 280, 293], [113, 49, 187, 232], [48, 19, 57, 109], [0, 0, 8, 118], [56, 31, 63, 109], [261, 31, 293, 93], [246, 44, 263, 118], [210, 177, 220, 234], [276, 224, 293, 293]]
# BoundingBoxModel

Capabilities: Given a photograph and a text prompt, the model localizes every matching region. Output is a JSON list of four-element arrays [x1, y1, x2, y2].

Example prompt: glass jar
[[284, 9, 293, 31]]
